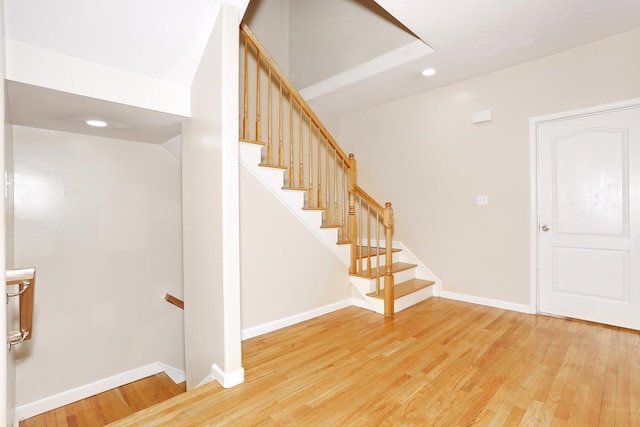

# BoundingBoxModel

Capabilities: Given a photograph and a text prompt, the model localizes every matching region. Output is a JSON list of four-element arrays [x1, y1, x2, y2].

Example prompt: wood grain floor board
[[27, 298, 638, 426], [20, 372, 184, 426]]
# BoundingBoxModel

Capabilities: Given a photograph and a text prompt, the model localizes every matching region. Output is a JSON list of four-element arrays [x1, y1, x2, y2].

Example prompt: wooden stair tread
[[337, 240, 352, 245], [240, 138, 265, 146], [320, 224, 342, 229], [351, 262, 417, 278], [302, 207, 325, 211], [259, 163, 288, 170], [357, 246, 401, 259], [366, 279, 436, 300], [282, 186, 308, 191]]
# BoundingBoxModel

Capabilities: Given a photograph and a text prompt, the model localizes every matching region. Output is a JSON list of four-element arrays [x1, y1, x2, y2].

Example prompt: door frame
[[529, 97, 640, 315]]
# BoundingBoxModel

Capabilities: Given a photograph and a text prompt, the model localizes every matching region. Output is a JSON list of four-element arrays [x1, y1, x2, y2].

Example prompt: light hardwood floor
[[106, 298, 640, 426], [20, 373, 185, 426]]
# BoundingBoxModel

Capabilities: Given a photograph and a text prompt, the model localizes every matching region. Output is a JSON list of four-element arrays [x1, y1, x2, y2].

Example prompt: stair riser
[[350, 267, 418, 294], [356, 254, 392, 270], [364, 284, 435, 315], [391, 268, 418, 285], [394, 286, 434, 313]]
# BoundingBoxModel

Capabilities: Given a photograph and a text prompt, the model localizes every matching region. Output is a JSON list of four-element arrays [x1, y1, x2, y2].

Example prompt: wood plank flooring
[[107, 298, 640, 426], [20, 372, 185, 426]]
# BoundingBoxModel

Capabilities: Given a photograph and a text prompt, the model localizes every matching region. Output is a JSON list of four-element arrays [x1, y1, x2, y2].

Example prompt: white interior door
[[537, 104, 640, 330]]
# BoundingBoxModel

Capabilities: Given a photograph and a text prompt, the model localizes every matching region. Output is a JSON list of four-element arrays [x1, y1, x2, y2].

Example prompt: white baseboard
[[17, 362, 186, 421], [195, 373, 215, 388], [350, 297, 372, 311], [211, 364, 245, 388], [441, 291, 532, 314], [241, 299, 354, 340], [157, 362, 186, 384]]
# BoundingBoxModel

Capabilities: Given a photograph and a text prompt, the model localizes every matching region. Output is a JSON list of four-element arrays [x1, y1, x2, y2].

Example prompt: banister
[[165, 293, 184, 310], [241, 24, 397, 316], [241, 24, 351, 166], [353, 185, 385, 214]]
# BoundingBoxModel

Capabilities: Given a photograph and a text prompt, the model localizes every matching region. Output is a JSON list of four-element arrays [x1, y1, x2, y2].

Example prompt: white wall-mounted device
[[471, 110, 493, 124]]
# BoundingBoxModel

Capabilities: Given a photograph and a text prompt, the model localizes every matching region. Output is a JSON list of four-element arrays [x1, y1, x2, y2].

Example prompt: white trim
[[157, 362, 187, 384], [16, 362, 185, 421], [242, 299, 354, 340], [194, 374, 215, 389], [211, 364, 245, 389], [529, 115, 540, 315], [239, 148, 349, 266], [528, 97, 640, 317], [350, 297, 372, 311], [441, 291, 532, 314], [220, 3, 244, 391]]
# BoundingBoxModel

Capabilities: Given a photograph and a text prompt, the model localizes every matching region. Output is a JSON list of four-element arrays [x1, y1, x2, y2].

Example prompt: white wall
[[12, 126, 184, 406], [243, 0, 343, 147], [340, 28, 640, 306], [239, 167, 351, 329], [289, 0, 415, 89], [243, 0, 290, 76], [6, 41, 190, 117], [182, 3, 243, 389]]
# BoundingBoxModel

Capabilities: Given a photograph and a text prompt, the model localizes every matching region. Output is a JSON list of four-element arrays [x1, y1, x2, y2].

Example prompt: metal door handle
[[541, 225, 550, 232]]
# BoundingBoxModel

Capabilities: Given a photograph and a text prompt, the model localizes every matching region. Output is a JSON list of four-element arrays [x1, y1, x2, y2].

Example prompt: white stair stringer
[[349, 265, 438, 314], [239, 140, 443, 315], [239, 142, 349, 265], [354, 239, 443, 296], [394, 240, 443, 297]]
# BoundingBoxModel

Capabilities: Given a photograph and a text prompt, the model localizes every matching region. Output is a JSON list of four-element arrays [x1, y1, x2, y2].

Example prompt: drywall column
[[182, 3, 243, 389], [0, 0, 8, 422]]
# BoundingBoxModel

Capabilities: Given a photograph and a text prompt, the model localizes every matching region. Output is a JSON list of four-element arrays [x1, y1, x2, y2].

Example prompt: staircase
[[239, 24, 440, 316]]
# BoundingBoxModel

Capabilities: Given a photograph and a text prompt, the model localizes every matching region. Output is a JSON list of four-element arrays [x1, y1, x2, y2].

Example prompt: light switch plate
[[476, 195, 488, 205]]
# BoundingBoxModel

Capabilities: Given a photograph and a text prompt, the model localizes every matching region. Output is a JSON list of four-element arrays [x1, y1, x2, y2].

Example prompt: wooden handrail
[[241, 24, 351, 165], [353, 185, 385, 214], [164, 293, 184, 310]]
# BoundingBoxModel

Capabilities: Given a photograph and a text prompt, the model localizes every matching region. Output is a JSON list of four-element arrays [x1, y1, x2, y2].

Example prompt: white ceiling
[[309, 0, 640, 115], [5, 0, 640, 142], [5, 0, 224, 86], [7, 82, 183, 143]]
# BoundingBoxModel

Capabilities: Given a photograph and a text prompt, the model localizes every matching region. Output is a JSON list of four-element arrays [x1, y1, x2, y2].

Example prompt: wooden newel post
[[383, 202, 394, 317], [348, 191, 357, 273], [348, 154, 357, 274]]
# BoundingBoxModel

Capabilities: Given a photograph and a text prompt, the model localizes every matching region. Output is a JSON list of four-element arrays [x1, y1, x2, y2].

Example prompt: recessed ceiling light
[[421, 68, 436, 77], [85, 119, 108, 127]]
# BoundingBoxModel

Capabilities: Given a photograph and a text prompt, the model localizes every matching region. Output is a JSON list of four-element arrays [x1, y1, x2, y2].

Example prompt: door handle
[[541, 225, 550, 232]]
